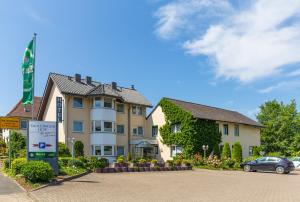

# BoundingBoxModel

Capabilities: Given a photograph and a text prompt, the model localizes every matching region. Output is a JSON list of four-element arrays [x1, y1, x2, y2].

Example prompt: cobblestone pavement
[[31, 169, 300, 202], [0, 172, 32, 202]]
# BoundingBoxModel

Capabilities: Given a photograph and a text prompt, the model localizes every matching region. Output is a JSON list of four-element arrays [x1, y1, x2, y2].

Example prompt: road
[[31, 169, 300, 202]]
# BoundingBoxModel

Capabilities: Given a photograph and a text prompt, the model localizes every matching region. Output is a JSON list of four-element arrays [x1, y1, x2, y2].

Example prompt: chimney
[[131, 85, 135, 90], [112, 82, 117, 90], [86, 76, 92, 85], [75, 74, 81, 82]]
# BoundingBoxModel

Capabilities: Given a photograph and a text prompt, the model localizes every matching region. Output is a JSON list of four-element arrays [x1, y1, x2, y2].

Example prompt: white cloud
[[155, 0, 300, 82], [288, 69, 300, 77], [259, 80, 300, 94]]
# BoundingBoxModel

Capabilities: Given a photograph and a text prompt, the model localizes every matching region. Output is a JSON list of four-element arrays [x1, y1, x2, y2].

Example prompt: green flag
[[22, 39, 35, 105]]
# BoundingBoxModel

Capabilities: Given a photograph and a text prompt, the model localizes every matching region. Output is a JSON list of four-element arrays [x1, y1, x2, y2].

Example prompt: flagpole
[[32, 33, 37, 120]]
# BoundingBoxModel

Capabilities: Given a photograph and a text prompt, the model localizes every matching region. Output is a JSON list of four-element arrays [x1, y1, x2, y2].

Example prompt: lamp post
[[202, 145, 209, 159], [68, 137, 76, 159]]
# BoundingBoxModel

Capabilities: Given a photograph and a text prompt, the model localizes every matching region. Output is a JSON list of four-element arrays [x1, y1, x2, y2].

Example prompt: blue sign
[[39, 142, 46, 149]]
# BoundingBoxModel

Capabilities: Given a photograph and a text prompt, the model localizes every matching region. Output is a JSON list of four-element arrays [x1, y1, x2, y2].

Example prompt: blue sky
[[0, 0, 300, 119]]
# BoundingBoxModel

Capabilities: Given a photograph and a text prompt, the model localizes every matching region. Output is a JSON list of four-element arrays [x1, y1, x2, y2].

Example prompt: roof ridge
[[164, 97, 239, 114]]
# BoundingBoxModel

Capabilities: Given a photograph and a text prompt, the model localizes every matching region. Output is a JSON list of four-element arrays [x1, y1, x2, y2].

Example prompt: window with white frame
[[132, 106, 143, 115], [133, 126, 143, 136], [104, 121, 113, 132], [94, 146, 101, 156], [117, 125, 125, 134], [171, 123, 181, 133], [73, 121, 83, 133], [152, 125, 158, 137], [223, 124, 229, 135], [20, 120, 28, 130], [234, 125, 239, 136], [73, 97, 83, 108], [104, 145, 113, 155], [171, 145, 182, 157], [93, 97, 101, 108], [116, 103, 124, 113], [92, 121, 101, 132], [104, 98, 113, 108], [117, 146, 125, 156]]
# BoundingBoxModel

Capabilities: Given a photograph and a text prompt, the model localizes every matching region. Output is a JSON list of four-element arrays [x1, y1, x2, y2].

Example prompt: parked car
[[290, 157, 300, 170], [241, 157, 294, 174]]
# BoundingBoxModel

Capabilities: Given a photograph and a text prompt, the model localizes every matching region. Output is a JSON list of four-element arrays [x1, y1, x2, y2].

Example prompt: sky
[[0, 0, 300, 119]]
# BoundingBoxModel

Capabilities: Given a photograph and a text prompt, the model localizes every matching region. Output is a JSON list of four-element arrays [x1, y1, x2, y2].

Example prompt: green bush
[[138, 158, 146, 164], [11, 158, 27, 175], [182, 159, 191, 166], [117, 156, 125, 163], [16, 149, 26, 158], [59, 157, 73, 166], [175, 159, 182, 166], [151, 159, 158, 165], [4, 159, 9, 170], [221, 143, 231, 159], [252, 146, 262, 156], [127, 153, 132, 162], [10, 131, 26, 158], [58, 142, 71, 157], [243, 156, 260, 162], [88, 157, 106, 170], [0, 139, 6, 156], [74, 141, 84, 157], [213, 144, 221, 158], [232, 142, 242, 163], [192, 153, 206, 166], [268, 152, 282, 157], [68, 158, 85, 168], [166, 160, 174, 167], [222, 158, 236, 168], [21, 161, 54, 183]]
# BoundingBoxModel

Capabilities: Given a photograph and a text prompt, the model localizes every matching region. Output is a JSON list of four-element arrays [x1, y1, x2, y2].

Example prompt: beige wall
[[217, 121, 261, 158], [147, 105, 261, 161], [42, 84, 66, 144]]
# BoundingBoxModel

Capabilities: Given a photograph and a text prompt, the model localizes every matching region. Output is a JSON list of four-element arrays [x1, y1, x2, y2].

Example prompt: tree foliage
[[159, 98, 222, 158], [232, 142, 242, 163], [10, 131, 26, 158], [58, 142, 71, 157], [257, 99, 300, 156], [213, 144, 221, 158], [221, 143, 231, 159], [74, 141, 84, 157]]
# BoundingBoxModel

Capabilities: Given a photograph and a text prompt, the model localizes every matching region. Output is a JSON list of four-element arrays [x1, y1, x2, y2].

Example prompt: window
[[104, 146, 113, 155], [249, 146, 254, 156], [104, 122, 113, 132], [93, 97, 101, 108], [20, 120, 28, 130], [92, 121, 101, 132], [223, 124, 229, 135], [234, 125, 239, 136], [171, 123, 181, 133], [116, 103, 124, 113], [73, 121, 83, 133], [132, 106, 143, 115], [117, 125, 125, 134], [257, 157, 267, 162], [154, 146, 159, 154], [94, 146, 101, 155], [171, 146, 183, 157], [117, 146, 125, 156], [104, 98, 112, 108], [138, 127, 143, 135], [133, 128, 137, 135], [73, 97, 83, 108], [267, 157, 280, 162], [152, 126, 158, 137]]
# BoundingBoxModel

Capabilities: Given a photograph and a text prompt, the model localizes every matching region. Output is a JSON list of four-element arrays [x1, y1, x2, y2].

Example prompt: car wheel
[[244, 165, 251, 172], [276, 166, 285, 174]]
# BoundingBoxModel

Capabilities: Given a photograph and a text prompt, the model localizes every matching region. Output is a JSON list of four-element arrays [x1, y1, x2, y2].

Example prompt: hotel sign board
[[0, 117, 20, 130]]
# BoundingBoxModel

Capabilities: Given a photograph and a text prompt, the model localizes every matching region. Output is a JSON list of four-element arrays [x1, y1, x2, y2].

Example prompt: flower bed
[[94, 165, 192, 173]]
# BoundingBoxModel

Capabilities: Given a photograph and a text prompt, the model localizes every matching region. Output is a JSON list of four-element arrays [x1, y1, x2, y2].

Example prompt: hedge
[[222, 143, 231, 159], [21, 161, 54, 183], [232, 142, 242, 163], [11, 158, 27, 175]]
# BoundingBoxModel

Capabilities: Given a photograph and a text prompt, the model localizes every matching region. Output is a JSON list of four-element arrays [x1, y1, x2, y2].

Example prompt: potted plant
[[150, 159, 158, 168], [138, 158, 146, 167], [166, 160, 174, 168]]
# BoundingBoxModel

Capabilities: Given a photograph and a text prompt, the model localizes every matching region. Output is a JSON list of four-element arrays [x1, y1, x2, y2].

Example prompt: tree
[[58, 142, 71, 157], [0, 138, 6, 156], [74, 141, 84, 157], [213, 144, 221, 158], [232, 142, 242, 163], [257, 99, 300, 156], [10, 131, 26, 158], [221, 143, 231, 159]]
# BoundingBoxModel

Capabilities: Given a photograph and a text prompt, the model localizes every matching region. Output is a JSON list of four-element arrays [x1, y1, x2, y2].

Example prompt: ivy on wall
[[159, 98, 222, 158]]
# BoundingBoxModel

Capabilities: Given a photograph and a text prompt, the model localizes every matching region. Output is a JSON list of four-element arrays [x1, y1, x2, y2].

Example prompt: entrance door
[[143, 148, 153, 159]]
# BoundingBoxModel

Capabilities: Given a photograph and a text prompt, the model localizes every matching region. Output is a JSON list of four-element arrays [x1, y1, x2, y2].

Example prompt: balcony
[[91, 132, 116, 145], [91, 107, 116, 121]]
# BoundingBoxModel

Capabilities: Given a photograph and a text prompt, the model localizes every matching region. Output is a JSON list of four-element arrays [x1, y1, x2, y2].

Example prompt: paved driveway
[[0, 172, 32, 201], [32, 169, 300, 202]]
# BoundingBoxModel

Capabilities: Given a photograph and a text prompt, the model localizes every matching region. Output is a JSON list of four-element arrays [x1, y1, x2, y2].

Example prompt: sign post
[[28, 121, 58, 175]]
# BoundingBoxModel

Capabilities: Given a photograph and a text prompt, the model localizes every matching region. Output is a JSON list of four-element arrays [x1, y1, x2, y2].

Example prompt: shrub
[[151, 159, 158, 165], [21, 161, 54, 183], [292, 151, 300, 157], [221, 143, 231, 159], [138, 158, 146, 164], [0, 139, 6, 156], [74, 141, 84, 157], [59, 157, 73, 166], [117, 156, 125, 164], [222, 158, 236, 169], [58, 142, 71, 157], [4, 159, 9, 170], [192, 153, 206, 166], [127, 153, 132, 162], [243, 156, 260, 162], [68, 159, 85, 168], [175, 159, 182, 166], [16, 149, 26, 158], [232, 142, 242, 163], [10, 131, 26, 158], [268, 152, 282, 157], [182, 159, 191, 166], [206, 155, 222, 168], [88, 157, 106, 170], [166, 160, 174, 167], [213, 144, 221, 158], [252, 146, 262, 156], [11, 158, 27, 175]]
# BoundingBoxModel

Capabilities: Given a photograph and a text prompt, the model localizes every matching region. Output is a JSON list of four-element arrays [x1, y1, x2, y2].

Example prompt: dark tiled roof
[[166, 98, 262, 127], [7, 97, 42, 119], [50, 73, 152, 107]]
